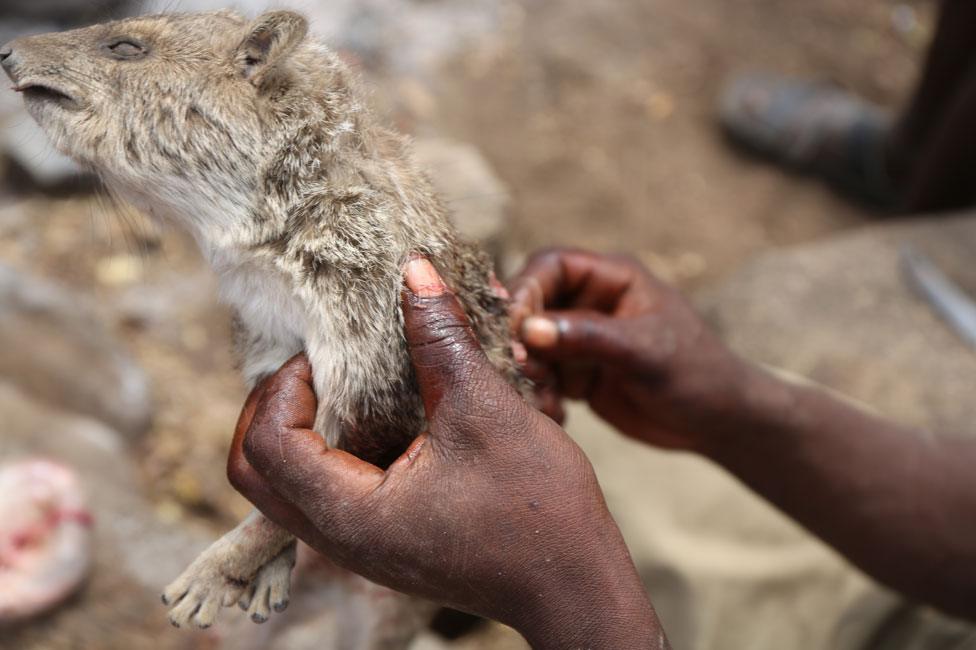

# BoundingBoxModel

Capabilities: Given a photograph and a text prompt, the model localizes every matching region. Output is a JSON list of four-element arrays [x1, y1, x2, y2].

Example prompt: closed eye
[[103, 38, 148, 60]]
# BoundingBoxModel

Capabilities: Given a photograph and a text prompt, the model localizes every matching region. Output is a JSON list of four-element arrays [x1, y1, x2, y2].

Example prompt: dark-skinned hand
[[227, 258, 669, 649], [509, 248, 748, 452], [512, 248, 976, 622]]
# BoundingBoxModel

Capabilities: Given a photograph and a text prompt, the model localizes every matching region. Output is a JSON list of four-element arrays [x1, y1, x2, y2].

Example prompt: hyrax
[[1, 8, 524, 642]]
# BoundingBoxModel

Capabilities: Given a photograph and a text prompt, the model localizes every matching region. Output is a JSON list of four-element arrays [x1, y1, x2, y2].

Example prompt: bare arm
[[511, 248, 976, 620], [708, 364, 976, 619]]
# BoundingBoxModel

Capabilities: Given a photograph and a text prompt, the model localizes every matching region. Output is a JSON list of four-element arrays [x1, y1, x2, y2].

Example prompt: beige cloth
[[570, 405, 975, 650]]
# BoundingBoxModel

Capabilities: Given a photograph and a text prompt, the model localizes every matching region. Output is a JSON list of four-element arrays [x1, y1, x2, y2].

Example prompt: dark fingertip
[[273, 600, 289, 613], [251, 613, 268, 624]]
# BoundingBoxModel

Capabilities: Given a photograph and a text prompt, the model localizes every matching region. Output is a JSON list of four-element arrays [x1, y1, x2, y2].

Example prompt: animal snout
[[0, 43, 17, 80]]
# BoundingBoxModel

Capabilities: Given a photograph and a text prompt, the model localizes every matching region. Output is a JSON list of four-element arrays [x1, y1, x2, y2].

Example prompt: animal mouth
[[14, 82, 77, 109]]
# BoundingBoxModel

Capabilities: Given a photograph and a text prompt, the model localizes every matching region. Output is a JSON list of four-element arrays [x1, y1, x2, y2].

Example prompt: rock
[[0, 383, 209, 650], [161, 0, 503, 76], [0, 263, 152, 440], [413, 137, 511, 253], [698, 214, 976, 432]]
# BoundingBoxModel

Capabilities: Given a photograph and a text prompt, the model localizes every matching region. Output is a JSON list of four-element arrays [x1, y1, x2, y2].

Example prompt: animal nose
[[0, 43, 17, 80]]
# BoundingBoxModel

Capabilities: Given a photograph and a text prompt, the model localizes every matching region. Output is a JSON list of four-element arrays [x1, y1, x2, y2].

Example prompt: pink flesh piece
[[0, 459, 93, 624]]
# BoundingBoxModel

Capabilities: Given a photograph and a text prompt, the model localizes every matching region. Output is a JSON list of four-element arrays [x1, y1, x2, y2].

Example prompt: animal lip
[[13, 82, 76, 107]]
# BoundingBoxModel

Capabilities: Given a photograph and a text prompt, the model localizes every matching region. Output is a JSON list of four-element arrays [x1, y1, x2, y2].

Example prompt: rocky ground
[[4, 0, 969, 649]]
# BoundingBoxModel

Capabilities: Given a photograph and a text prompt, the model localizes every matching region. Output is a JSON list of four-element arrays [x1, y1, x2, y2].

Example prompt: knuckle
[[438, 377, 526, 440], [407, 299, 470, 343], [226, 455, 248, 492], [241, 427, 271, 468], [226, 455, 266, 501], [412, 327, 477, 369], [606, 250, 642, 270], [526, 247, 564, 266], [575, 316, 602, 343], [306, 492, 374, 547], [523, 247, 571, 277]]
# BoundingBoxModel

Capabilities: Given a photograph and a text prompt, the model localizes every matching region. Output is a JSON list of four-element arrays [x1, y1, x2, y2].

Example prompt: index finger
[[508, 249, 638, 322]]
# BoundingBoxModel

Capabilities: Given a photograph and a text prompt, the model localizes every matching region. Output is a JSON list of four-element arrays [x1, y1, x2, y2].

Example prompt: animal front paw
[[236, 542, 297, 623], [162, 541, 297, 629], [162, 553, 250, 629]]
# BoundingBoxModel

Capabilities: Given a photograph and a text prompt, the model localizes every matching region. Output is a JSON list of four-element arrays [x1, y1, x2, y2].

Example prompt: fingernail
[[512, 341, 528, 365], [404, 258, 446, 297], [522, 316, 559, 348], [490, 274, 511, 300]]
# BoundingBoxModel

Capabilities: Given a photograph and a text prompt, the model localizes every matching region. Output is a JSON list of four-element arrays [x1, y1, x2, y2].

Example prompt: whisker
[[57, 68, 108, 99]]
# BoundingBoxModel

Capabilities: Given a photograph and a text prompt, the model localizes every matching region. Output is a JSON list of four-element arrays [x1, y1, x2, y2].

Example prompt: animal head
[[1, 10, 363, 249]]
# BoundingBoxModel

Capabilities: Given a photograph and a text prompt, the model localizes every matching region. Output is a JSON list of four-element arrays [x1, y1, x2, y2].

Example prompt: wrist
[[509, 533, 668, 649], [696, 360, 800, 463]]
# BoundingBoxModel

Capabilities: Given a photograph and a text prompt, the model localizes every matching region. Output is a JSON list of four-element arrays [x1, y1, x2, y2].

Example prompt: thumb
[[242, 358, 383, 513], [521, 310, 641, 368], [401, 257, 499, 420]]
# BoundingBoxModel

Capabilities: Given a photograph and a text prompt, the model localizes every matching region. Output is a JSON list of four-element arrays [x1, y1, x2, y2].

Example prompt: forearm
[[514, 550, 670, 650], [702, 362, 976, 619]]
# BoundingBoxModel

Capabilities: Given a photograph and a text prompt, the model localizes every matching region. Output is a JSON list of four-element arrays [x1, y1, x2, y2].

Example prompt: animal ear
[[236, 11, 308, 86]]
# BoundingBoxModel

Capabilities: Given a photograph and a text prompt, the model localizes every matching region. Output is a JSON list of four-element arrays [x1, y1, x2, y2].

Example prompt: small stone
[[95, 254, 144, 286], [646, 91, 675, 122], [412, 137, 511, 253]]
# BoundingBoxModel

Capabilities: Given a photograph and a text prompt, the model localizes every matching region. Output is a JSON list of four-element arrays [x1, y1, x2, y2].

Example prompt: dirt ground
[[0, 0, 937, 643], [426, 0, 931, 285]]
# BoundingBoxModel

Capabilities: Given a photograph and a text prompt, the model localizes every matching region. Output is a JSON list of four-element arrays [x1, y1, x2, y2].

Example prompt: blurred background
[[3, 1, 975, 649]]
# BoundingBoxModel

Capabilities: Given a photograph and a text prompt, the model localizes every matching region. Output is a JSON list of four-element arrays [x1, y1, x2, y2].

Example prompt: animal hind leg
[[238, 540, 297, 623], [163, 509, 295, 629]]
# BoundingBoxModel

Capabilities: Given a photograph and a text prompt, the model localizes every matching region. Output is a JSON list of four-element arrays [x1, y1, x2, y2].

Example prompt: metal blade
[[900, 245, 976, 350]]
